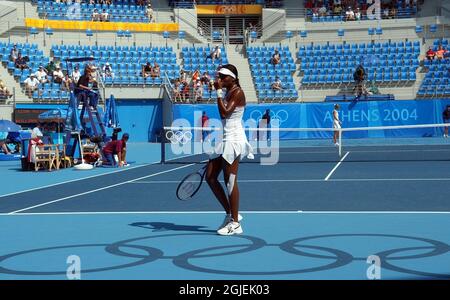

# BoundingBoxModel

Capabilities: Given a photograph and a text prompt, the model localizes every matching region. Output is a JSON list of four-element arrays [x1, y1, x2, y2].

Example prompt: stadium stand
[[298, 40, 421, 88], [417, 39, 450, 98], [180, 45, 229, 101], [247, 45, 298, 102], [169, 1, 283, 8], [35, 0, 151, 23], [305, 0, 424, 22], [52, 44, 180, 86], [0, 42, 71, 102]]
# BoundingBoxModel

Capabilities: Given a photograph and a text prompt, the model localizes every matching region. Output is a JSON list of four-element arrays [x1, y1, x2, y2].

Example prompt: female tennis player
[[333, 104, 342, 146], [205, 64, 254, 236]]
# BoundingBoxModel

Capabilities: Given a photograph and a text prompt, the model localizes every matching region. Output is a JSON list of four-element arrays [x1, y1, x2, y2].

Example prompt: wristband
[[217, 89, 223, 98]]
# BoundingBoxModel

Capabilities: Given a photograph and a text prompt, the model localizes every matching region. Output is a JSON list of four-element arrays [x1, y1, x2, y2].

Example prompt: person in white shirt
[[209, 46, 221, 63], [332, 104, 342, 146], [53, 66, 64, 84], [24, 74, 40, 97], [100, 9, 109, 22], [71, 66, 81, 83], [346, 7, 355, 21], [146, 4, 153, 22], [319, 5, 327, 16], [35, 66, 48, 84], [355, 8, 361, 20], [102, 62, 115, 81], [32, 123, 44, 139], [91, 9, 100, 22]]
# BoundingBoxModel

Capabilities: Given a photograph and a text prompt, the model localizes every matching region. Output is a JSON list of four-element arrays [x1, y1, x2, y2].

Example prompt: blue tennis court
[[1, 141, 449, 280]]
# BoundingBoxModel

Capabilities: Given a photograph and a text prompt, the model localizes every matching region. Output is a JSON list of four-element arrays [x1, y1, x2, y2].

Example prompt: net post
[[338, 128, 342, 157], [160, 128, 166, 164]]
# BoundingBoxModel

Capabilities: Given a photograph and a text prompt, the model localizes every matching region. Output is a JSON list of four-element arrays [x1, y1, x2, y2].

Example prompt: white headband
[[218, 68, 236, 79]]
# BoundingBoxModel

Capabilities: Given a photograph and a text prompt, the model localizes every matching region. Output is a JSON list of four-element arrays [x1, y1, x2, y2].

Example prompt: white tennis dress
[[210, 89, 255, 164], [333, 109, 341, 129]]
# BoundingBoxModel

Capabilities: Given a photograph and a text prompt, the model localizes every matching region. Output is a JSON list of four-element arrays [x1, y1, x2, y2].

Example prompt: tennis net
[[161, 123, 450, 164]]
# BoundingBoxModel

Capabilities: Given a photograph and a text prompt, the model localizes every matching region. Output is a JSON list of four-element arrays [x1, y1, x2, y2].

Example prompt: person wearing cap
[[24, 74, 40, 97], [102, 62, 115, 81], [35, 66, 48, 84], [205, 64, 254, 236], [76, 65, 98, 109], [53, 65, 64, 84], [101, 133, 129, 167], [100, 9, 109, 22], [71, 65, 81, 83]]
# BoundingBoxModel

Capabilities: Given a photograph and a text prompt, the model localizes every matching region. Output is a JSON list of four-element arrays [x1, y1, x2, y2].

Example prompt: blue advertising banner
[[172, 99, 450, 139]]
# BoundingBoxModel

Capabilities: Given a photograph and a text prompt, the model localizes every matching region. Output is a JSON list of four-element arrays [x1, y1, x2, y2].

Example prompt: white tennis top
[[211, 87, 254, 164]]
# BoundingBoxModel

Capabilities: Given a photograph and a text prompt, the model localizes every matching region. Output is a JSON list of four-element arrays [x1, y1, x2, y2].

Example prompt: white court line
[[7, 164, 196, 215], [324, 152, 349, 181], [299, 211, 450, 214], [129, 177, 450, 183], [1, 210, 449, 216], [0, 163, 153, 199]]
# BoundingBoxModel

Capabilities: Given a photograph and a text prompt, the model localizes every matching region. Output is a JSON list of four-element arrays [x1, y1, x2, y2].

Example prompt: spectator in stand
[[91, 9, 100, 22], [151, 62, 160, 78], [271, 49, 281, 65], [345, 6, 355, 21], [389, 5, 397, 19], [15, 53, 28, 70], [333, 4, 343, 16], [208, 46, 221, 63], [0, 80, 13, 99], [46, 60, 57, 75], [312, 7, 319, 18], [62, 73, 73, 92], [435, 45, 448, 60], [181, 79, 190, 102], [173, 79, 182, 102], [426, 47, 435, 60], [383, 6, 390, 19], [100, 9, 109, 22], [71, 65, 81, 83], [146, 4, 154, 22], [102, 62, 115, 81], [271, 76, 283, 91], [35, 66, 48, 84], [194, 81, 203, 102], [355, 8, 362, 20], [319, 4, 328, 16], [200, 72, 210, 85], [9, 44, 18, 63], [142, 62, 153, 79], [53, 66, 64, 84], [24, 74, 40, 98]]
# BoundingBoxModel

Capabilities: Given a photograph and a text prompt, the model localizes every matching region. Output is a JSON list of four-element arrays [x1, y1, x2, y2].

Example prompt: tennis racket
[[176, 165, 207, 201]]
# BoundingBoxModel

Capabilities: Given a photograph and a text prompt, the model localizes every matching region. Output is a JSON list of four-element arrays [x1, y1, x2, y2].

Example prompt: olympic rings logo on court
[[249, 110, 289, 125], [0, 232, 449, 278], [166, 130, 193, 144]]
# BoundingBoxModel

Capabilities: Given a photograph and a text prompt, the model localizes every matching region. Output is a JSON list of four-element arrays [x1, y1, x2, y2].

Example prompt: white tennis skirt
[[209, 140, 255, 165]]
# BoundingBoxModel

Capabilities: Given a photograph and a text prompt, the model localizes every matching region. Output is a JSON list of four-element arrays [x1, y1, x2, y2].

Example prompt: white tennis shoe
[[218, 213, 243, 230], [217, 221, 243, 236]]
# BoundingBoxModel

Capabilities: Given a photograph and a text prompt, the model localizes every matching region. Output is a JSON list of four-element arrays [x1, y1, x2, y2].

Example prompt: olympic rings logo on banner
[[165, 130, 193, 145], [249, 109, 289, 125]]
